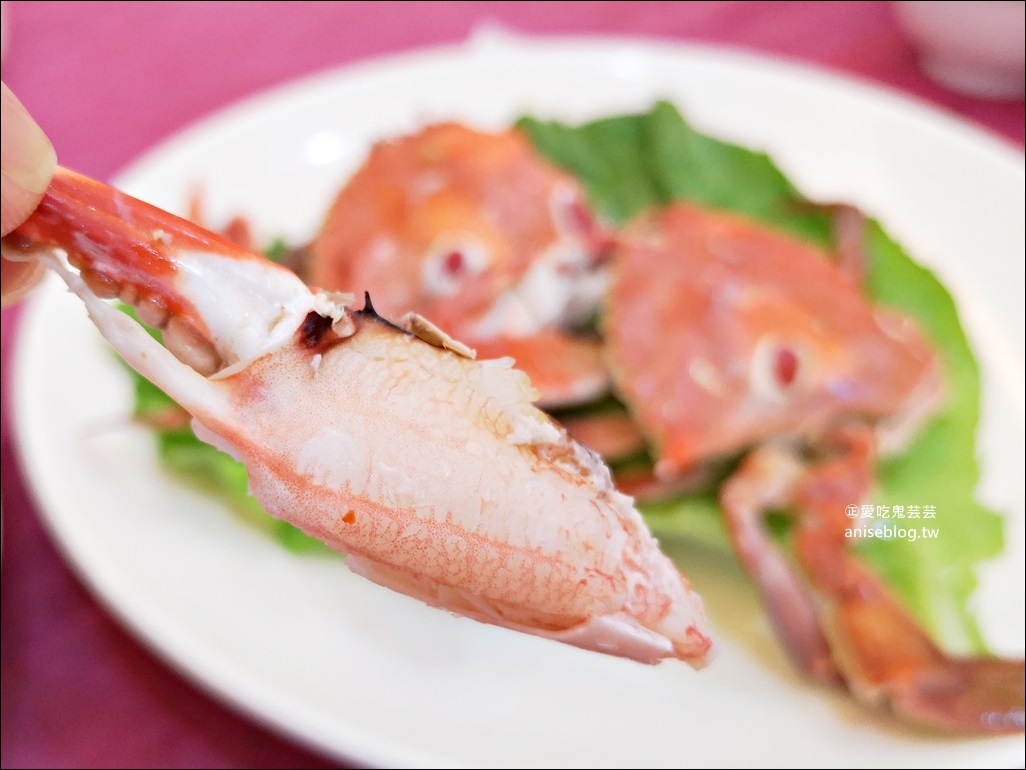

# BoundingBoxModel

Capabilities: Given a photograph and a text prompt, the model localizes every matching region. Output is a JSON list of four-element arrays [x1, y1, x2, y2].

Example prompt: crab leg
[[721, 424, 1024, 733], [719, 442, 843, 684], [791, 426, 1025, 733], [2, 167, 713, 667]]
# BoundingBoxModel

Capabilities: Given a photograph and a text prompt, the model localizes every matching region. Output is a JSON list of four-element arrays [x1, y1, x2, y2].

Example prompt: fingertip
[[1, 81, 57, 236], [0, 255, 46, 308], [1, 172, 47, 236]]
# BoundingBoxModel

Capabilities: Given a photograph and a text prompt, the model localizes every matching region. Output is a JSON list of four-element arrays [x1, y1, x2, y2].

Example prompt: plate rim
[[108, 32, 1025, 191]]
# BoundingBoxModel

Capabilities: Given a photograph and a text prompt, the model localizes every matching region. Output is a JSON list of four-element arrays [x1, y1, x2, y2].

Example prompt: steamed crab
[[308, 122, 612, 408], [603, 202, 1024, 732], [2, 167, 713, 667]]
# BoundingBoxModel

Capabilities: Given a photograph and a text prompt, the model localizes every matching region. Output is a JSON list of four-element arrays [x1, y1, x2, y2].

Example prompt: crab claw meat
[[2, 167, 713, 667]]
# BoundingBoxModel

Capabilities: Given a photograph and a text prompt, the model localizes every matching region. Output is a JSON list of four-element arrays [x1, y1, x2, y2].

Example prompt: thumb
[[1, 81, 57, 236]]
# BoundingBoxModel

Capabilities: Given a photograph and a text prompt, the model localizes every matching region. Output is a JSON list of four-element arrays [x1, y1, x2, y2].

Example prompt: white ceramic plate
[[14, 33, 1025, 768]]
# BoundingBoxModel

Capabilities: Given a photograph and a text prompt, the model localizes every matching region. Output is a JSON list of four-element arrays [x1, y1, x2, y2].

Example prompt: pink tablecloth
[[1, 2, 1022, 768]]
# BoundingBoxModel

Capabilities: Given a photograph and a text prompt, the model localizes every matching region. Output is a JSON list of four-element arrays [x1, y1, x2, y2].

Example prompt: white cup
[[893, 1, 1026, 99]]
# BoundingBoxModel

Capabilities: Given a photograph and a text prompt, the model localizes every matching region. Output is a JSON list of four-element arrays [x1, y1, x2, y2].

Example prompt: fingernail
[[1, 82, 57, 195]]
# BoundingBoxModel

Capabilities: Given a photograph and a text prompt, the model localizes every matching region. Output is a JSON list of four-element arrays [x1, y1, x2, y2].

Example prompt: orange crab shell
[[309, 122, 605, 333], [306, 123, 613, 408], [605, 203, 941, 479]]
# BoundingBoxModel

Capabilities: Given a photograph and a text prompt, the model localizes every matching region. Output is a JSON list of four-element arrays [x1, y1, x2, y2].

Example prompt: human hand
[[2, 81, 57, 306]]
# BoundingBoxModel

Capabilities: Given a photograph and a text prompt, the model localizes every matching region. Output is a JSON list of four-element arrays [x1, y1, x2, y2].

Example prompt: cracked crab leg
[[2, 167, 713, 667]]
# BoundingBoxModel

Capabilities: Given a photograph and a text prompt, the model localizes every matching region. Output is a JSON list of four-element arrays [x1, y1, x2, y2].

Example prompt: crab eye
[[421, 237, 489, 297], [774, 346, 800, 387], [750, 338, 805, 403], [443, 249, 465, 276]]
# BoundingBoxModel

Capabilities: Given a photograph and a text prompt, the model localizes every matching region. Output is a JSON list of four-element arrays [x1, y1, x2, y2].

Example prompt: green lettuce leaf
[[519, 101, 1004, 652]]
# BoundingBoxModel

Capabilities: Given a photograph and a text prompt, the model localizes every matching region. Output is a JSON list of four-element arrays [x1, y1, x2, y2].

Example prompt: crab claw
[[2, 167, 713, 667], [4, 167, 324, 377]]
